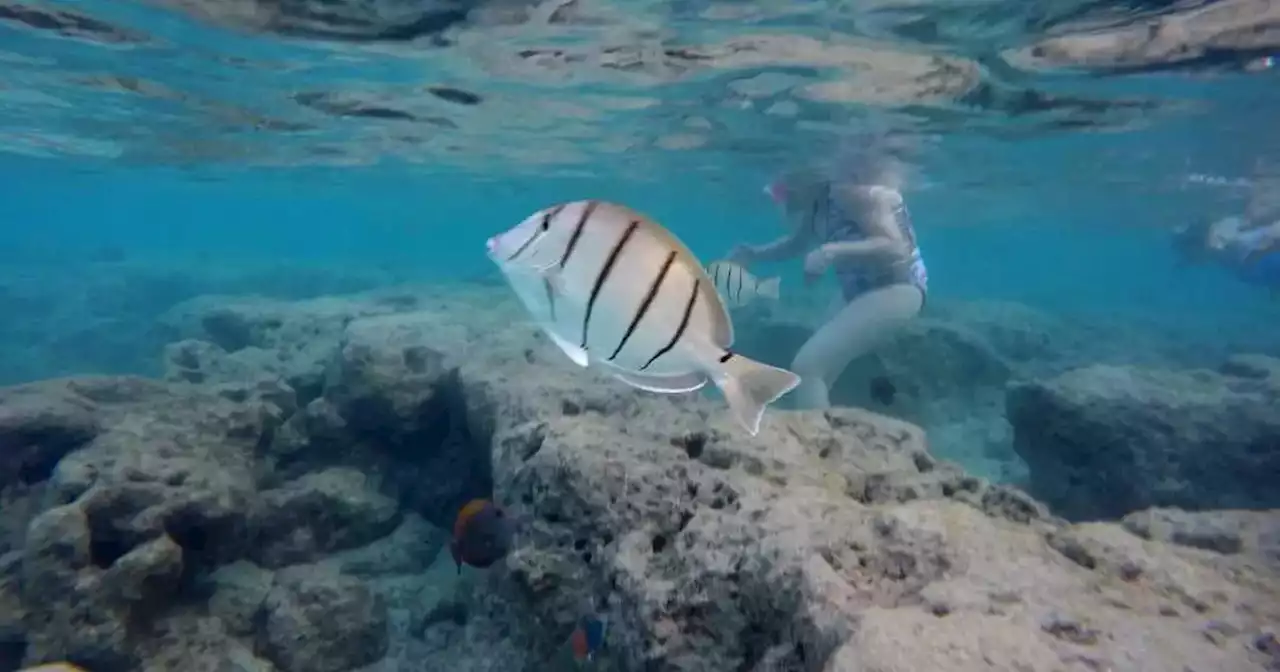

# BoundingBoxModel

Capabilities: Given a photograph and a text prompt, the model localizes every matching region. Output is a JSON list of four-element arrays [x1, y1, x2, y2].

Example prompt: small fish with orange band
[[450, 498, 513, 574]]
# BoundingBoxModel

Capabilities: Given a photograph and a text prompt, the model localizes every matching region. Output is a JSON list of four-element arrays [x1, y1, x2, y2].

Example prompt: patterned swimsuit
[[810, 183, 928, 303]]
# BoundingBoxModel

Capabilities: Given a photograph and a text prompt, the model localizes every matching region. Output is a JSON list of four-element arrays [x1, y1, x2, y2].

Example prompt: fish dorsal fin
[[454, 499, 489, 539]]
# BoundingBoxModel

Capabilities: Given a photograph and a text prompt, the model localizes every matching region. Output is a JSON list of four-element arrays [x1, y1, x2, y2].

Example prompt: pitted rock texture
[[251, 467, 402, 568], [260, 565, 390, 672], [0, 285, 1276, 671]]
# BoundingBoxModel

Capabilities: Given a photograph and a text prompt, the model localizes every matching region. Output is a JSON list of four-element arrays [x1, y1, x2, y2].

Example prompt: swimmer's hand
[[803, 245, 833, 285]]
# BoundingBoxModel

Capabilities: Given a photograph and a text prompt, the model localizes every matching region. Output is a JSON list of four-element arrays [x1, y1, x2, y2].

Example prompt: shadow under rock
[[268, 323, 495, 530]]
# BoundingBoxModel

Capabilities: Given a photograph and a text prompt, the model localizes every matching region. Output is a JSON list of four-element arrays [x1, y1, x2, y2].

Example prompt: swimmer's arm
[[823, 185, 911, 262], [822, 238, 906, 261], [740, 220, 817, 262], [747, 233, 810, 261]]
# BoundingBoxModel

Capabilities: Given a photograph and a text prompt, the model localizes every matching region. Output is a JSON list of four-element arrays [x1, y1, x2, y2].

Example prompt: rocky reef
[[0, 259, 405, 386], [1008, 354, 1280, 521], [0, 284, 1277, 671]]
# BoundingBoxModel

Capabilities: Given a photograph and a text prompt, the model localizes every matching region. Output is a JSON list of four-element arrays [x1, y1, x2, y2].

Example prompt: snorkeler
[[727, 154, 927, 409], [1171, 207, 1280, 290]]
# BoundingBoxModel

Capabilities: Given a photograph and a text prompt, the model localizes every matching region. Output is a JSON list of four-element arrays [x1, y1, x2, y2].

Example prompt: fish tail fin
[[712, 353, 800, 436], [757, 276, 781, 300]]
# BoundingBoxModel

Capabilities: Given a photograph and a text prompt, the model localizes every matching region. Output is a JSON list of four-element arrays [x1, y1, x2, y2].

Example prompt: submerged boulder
[[469, 390, 1279, 672], [251, 467, 402, 568], [3, 285, 1278, 672], [1007, 361, 1280, 521], [259, 565, 389, 672], [0, 375, 407, 671]]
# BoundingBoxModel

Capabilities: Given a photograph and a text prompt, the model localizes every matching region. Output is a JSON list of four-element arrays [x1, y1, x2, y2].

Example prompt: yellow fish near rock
[[19, 665, 88, 672], [486, 199, 801, 435]]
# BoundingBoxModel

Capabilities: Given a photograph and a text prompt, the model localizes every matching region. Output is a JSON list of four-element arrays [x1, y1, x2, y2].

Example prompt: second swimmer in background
[[727, 150, 928, 409], [1171, 174, 1280, 292]]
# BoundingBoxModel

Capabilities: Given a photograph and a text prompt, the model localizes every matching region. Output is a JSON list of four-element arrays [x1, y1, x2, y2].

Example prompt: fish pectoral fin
[[536, 263, 567, 295], [610, 369, 708, 394], [543, 327, 590, 367]]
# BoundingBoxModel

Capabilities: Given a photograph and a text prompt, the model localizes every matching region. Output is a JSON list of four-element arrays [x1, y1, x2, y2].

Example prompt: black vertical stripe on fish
[[713, 264, 721, 290], [543, 277, 557, 322], [559, 200, 597, 269], [641, 278, 699, 371], [718, 350, 734, 363], [506, 226, 543, 261], [608, 250, 676, 361], [734, 265, 743, 303], [581, 219, 640, 349]]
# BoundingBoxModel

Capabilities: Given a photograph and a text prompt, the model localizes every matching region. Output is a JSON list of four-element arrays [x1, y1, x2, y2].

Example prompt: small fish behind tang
[[486, 200, 801, 436], [706, 260, 781, 308]]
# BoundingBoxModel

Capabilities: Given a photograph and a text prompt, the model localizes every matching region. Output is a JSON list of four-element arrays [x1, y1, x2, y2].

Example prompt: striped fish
[[706, 260, 781, 308], [485, 200, 801, 435]]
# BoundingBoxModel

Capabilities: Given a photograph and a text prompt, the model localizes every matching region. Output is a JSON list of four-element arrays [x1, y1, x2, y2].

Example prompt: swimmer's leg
[[789, 283, 923, 409]]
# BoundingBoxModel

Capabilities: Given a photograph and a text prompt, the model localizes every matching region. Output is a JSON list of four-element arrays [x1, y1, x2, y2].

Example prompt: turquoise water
[[1, 1, 1279, 671]]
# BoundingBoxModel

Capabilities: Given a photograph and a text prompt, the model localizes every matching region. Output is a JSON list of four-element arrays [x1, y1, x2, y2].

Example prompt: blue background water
[[1, 0, 1278, 382], [3, 147, 1271, 362]]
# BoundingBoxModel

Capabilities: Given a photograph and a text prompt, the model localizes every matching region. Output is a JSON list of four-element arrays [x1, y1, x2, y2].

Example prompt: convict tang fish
[[486, 200, 801, 435], [706, 260, 781, 308]]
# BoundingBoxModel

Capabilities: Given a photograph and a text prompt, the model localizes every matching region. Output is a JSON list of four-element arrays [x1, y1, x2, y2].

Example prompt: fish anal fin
[[611, 368, 707, 394]]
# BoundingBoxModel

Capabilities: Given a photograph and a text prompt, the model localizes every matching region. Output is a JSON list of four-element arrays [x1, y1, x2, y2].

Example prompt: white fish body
[[486, 200, 801, 435], [706, 260, 781, 308]]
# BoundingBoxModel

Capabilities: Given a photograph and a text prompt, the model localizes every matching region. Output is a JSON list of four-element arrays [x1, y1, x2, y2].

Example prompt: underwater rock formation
[[1008, 357, 1280, 521], [0, 261, 403, 386], [0, 285, 1277, 671], [1010, 0, 1280, 72]]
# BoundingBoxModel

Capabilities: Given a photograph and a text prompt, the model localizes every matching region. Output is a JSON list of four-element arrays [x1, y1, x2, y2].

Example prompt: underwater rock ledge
[[1008, 356, 1280, 521], [0, 285, 1275, 671]]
